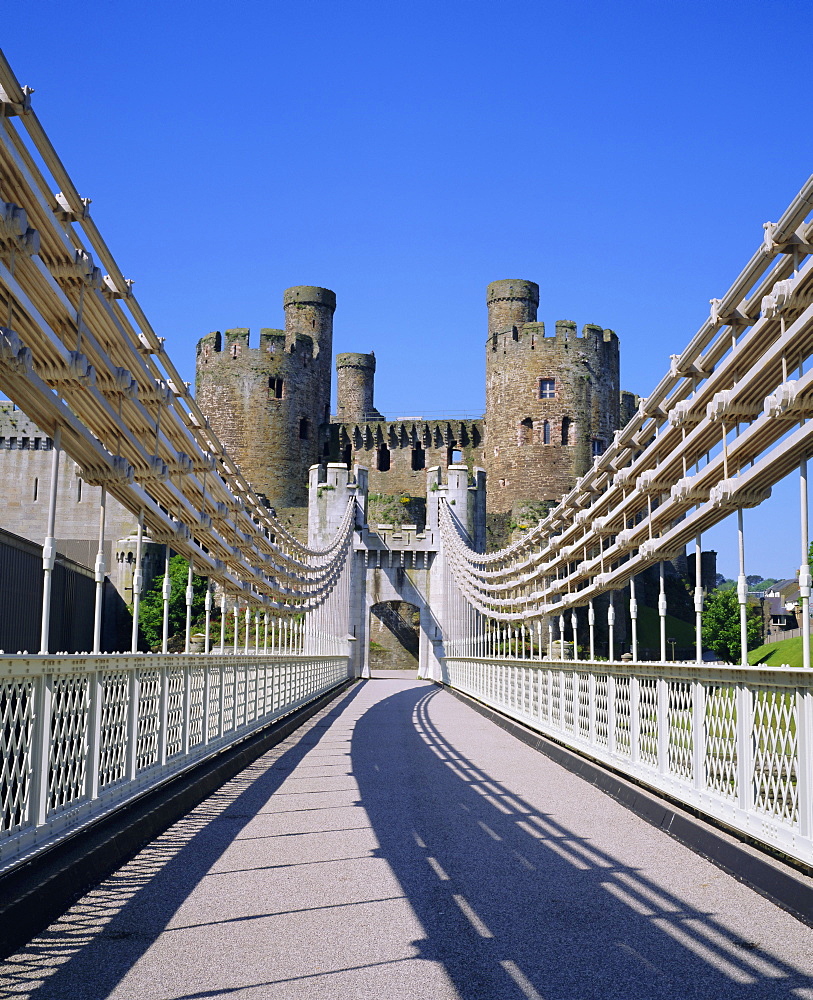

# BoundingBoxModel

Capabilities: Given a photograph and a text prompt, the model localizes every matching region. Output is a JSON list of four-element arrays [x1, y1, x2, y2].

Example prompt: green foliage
[[138, 555, 208, 651], [701, 588, 762, 663]]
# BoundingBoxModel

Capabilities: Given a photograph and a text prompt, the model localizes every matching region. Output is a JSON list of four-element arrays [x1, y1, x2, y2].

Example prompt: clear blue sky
[[4, 0, 812, 578]]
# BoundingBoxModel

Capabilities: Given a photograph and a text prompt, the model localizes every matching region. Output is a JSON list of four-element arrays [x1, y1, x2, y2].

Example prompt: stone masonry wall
[[0, 404, 137, 577], [195, 286, 335, 509], [483, 280, 620, 513], [330, 419, 485, 498]]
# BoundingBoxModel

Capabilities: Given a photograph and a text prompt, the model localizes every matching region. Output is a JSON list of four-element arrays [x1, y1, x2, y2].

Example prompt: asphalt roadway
[[1, 672, 813, 1000]]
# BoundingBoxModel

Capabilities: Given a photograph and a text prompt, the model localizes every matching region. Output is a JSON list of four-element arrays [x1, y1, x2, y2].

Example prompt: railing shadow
[[351, 684, 813, 1000], [0, 683, 367, 1000]]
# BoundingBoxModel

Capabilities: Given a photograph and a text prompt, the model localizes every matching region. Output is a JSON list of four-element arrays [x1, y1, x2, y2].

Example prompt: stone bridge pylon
[[307, 461, 486, 678]]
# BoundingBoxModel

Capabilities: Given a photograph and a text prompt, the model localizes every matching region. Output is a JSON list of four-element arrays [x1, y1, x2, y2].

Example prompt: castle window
[[34, 437, 40, 450], [448, 448, 463, 465], [411, 446, 425, 471], [542, 420, 551, 444], [299, 418, 310, 440], [342, 443, 352, 466], [592, 438, 605, 457], [539, 378, 556, 399], [33, 477, 38, 501], [511, 326, 519, 342], [377, 445, 390, 472], [518, 418, 533, 446], [21, 437, 28, 449], [77, 477, 82, 502], [561, 416, 571, 446], [230, 342, 240, 358], [268, 376, 283, 399]]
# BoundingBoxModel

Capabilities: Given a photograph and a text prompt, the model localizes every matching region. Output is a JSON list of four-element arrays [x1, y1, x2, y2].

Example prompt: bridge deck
[[2, 674, 813, 1000]]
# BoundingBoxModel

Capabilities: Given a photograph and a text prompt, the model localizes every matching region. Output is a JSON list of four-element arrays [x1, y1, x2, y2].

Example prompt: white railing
[[444, 656, 813, 866], [0, 649, 351, 872]]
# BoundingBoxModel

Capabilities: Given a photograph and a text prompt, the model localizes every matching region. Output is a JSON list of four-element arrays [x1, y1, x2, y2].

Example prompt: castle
[[0, 279, 633, 632], [194, 279, 635, 538]]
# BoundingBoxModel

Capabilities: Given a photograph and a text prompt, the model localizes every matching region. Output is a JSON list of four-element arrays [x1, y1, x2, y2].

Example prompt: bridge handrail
[[0, 649, 351, 874], [443, 654, 813, 867]]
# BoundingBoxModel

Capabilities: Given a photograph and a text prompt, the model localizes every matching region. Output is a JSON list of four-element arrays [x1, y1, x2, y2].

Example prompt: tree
[[138, 555, 208, 651], [701, 588, 762, 663]]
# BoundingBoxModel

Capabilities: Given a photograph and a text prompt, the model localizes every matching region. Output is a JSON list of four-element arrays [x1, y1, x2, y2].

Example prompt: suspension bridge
[[0, 48, 812, 998]]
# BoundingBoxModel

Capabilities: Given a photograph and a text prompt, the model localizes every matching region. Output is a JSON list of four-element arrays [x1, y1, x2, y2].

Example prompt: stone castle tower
[[484, 279, 620, 512], [195, 286, 335, 509]]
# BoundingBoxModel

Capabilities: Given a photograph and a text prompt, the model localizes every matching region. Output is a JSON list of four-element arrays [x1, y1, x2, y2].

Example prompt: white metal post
[[608, 597, 615, 662], [659, 562, 667, 661], [588, 600, 595, 662], [39, 427, 61, 654], [571, 611, 578, 660], [630, 577, 638, 662], [161, 544, 171, 653], [694, 533, 703, 664], [130, 509, 144, 653], [184, 564, 194, 653], [233, 603, 239, 654], [92, 488, 107, 654], [244, 606, 251, 655], [204, 584, 212, 654], [263, 611, 269, 654], [737, 508, 748, 666], [219, 591, 226, 654]]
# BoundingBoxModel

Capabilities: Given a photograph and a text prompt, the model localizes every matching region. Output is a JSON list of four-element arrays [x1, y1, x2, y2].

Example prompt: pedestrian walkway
[[1, 673, 813, 1000]]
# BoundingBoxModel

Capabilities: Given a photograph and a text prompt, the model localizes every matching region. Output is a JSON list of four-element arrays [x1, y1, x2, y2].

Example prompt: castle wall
[[0, 404, 137, 573], [331, 419, 485, 499], [483, 280, 620, 513], [195, 286, 335, 509]]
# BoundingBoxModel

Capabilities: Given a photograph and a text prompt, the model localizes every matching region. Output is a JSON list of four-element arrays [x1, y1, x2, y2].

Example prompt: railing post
[[736, 680, 754, 815], [797, 684, 813, 841], [607, 672, 617, 757], [157, 661, 168, 766], [630, 578, 638, 663], [588, 600, 595, 662], [657, 674, 669, 777], [588, 670, 596, 746], [30, 671, 53, 827], [630, 670, 640, 764], [85, 667, 103, 801], [181, 660, 191, 756], [125, 666, 140, 781], [692, 677, 705, 792]]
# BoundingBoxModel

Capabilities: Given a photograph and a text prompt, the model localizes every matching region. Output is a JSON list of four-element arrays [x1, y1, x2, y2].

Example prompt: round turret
[[486, 279, 539, 335], [336, 352, 382, 423], [194, 285, 337, 511]]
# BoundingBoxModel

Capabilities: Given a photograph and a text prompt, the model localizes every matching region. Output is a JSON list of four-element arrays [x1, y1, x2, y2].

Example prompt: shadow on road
[[351, 683, 813, 1000]]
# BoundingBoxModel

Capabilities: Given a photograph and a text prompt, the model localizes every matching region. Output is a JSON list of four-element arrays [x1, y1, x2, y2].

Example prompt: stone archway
[[369, 601, 420, 670]]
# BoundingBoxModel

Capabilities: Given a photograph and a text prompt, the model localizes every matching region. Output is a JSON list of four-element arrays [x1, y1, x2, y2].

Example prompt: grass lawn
[[748, 634, 810, 667]]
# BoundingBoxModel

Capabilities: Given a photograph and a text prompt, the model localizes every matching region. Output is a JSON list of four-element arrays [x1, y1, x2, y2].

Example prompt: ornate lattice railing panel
[[0, 652, 349, 873], [444, 657, 813, 866]]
